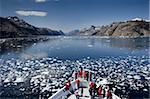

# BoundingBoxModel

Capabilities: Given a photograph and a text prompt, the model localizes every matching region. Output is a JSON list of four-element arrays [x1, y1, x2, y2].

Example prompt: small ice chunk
[[14, 77, 24, 83]]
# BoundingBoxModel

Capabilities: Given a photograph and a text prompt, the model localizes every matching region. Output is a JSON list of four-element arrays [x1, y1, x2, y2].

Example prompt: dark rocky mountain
[[0, 16, 64, 38], [71, 19, 150, 37]]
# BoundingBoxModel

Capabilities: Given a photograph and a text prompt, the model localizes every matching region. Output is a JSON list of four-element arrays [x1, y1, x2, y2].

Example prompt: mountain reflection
[[0, 37, 149, 60]]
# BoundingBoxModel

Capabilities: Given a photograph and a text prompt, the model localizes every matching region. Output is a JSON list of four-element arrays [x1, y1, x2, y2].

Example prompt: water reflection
[[0, 37, 149, 60], [109, 37, 149, 50]]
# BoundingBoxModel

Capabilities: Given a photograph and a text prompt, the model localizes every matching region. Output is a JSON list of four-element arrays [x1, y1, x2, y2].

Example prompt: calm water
[[0, 36, 149, 60]]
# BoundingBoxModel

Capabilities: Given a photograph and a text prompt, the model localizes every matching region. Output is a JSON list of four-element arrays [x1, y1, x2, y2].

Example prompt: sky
[[0, 0, 149, 32]]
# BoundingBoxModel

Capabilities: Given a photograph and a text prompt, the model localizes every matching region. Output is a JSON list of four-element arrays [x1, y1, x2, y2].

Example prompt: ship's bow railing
[[49, 80, 88, 99], [48, 79, 121, 99]]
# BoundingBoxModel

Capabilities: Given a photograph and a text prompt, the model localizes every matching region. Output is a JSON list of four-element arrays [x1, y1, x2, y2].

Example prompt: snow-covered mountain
[[69, 19, 150, 37], [0, 16, 64, 38], [131, 18, 150, 22]]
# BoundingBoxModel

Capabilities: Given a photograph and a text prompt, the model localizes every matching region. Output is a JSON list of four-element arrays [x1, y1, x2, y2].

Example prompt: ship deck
[[49, 78, 121, 99]]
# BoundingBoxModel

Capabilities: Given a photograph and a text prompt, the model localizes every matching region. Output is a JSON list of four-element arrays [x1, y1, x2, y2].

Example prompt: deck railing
[[49, 79, 121, 99]]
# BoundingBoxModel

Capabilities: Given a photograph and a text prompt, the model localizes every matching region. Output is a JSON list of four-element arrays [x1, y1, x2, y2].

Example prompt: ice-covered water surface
[[0, 56, 149, 99], [0, 36, 149, 60]]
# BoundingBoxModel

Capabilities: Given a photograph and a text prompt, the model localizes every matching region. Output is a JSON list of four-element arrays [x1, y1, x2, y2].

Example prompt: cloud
[[35, 0, 59, 3], [15, 10, 47, 17], [35, 0, 46, 3]]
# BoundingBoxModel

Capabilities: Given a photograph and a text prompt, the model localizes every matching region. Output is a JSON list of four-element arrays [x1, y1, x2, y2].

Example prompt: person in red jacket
[[76, 79, 80, 89], [75, 72, 78, 79], [97, 86, 102, 96], [89, 82, 93, 96], [65, 83, 70, 90], [86, 71, 89, 81], [106, 90, 112, 99], [79, 66, 83, 78], [89, 82, 96, 96], [65, 80, 71, 90], [90, 72, 92, 81], [93, 82, 97, 96], [89, 82, 95, 88], [79, 70, 82, 78], [84, 71, 87, 79], [68, 80, 71, 86]]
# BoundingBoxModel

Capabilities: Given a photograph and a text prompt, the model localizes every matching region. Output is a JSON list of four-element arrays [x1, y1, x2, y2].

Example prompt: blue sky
[[0, 0, 149, 32]]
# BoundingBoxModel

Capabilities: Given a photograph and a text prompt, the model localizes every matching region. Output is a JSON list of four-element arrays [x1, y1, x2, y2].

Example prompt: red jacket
[[97, 87, 102, 95], [106, 90, 112, 97], [65, 81, 71, 90], [65, 83, 70, 90], [75, 72, 78, 79], [76, 79, 80, 85], [84, 71, 87, 78], [90, 72, 92, 78], [79, 71, 82, 77], [89, 82, 95, 88]]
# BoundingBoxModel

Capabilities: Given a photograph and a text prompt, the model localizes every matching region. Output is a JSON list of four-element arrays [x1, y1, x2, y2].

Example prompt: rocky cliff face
[[0, 16, 64, 38], [73, 20, 150, 37]]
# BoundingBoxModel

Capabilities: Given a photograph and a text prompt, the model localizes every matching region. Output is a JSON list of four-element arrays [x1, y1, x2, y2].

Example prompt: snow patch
[[131, 18, 143, 21]]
